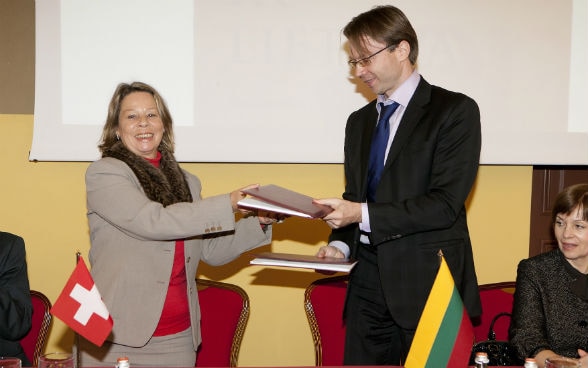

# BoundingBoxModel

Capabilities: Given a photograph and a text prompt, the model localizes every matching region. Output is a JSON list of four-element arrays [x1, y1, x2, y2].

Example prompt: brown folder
[[240, 184, 333, 218]]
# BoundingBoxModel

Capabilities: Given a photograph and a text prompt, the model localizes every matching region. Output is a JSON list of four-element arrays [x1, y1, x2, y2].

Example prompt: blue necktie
[[367, 101, 400, 202]]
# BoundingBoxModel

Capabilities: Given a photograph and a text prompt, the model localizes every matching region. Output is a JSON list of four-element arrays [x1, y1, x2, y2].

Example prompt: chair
[[195, 278, 250, 367], [304, 275, 348, 366], [474, 282, 516, 342], [19, 290, 52, 367]]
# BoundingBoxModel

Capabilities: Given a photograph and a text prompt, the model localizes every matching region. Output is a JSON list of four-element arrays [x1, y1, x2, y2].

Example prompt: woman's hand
[[534, 350, 558, 368], [258, 216, 277, 225], [578, 349, 588, 367], [230, 184, 260, 213]]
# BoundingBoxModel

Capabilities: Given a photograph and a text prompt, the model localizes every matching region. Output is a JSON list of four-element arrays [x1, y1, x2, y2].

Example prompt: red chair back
[[474, 282, 516, 342], [195, 279, 249, 367], [19, 290, 52, 367], [304, 275, 348, 366]]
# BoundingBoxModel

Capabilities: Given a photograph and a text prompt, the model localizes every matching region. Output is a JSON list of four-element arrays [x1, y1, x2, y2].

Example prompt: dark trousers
[[344, 245, 415, 365]]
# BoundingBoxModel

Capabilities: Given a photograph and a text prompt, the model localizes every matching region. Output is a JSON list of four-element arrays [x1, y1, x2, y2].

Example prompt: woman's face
[[555, 206, 588, 269], [116, 91, 164, 159]]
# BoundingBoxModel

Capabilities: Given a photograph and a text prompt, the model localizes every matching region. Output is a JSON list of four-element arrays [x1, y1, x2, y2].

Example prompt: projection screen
[[31, 0, 588, 164]]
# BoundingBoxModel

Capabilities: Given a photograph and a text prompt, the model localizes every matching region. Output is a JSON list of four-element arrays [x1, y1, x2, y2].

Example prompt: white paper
[[250, 256, 357, 273]]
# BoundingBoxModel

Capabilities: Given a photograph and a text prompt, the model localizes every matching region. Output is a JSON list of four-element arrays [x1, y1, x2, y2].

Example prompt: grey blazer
[[85, 157, 272, 348]]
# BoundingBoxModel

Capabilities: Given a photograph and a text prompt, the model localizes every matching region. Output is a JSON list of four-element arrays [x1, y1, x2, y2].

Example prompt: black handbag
[[470, 312, 525, 366]]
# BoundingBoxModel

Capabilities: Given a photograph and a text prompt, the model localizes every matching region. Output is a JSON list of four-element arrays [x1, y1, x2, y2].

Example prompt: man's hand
[[314, 245, 346, 275], [313, 198, 362, 229], [316, 245, 345, 259]]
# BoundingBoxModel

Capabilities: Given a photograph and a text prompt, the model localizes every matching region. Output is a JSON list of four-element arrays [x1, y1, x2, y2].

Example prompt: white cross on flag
[[51, 256, 113, 346]]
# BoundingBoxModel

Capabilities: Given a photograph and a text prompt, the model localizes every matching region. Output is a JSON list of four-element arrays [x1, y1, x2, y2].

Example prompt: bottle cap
[[475, 352, 490, 363]]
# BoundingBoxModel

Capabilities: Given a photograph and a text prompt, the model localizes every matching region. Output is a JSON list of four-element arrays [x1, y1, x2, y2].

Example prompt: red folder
[[240, 184, 333, 218]]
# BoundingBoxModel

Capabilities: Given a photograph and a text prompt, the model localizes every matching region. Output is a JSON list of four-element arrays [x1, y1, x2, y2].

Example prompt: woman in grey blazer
[[510, 183, 588, 367], [79, 82, 275, 367]]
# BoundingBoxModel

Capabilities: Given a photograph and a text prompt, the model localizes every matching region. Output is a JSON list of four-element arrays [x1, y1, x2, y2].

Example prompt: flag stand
[[74, 251, 81, 368]]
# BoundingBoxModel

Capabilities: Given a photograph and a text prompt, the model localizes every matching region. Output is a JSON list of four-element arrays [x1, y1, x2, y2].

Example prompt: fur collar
[[103, 142, 193, 207]]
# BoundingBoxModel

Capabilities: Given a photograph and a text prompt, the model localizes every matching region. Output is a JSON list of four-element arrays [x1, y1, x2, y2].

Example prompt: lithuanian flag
[[404, 255, 474, 368]]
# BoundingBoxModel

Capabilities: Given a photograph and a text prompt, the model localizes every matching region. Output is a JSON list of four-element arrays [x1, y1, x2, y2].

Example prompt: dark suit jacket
[[331, 76, 482, 329], [510, 250, 588, 359], [0, 232, 32, 365]]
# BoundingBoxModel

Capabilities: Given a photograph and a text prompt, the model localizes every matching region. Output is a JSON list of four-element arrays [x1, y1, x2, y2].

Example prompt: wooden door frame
[[529, 166, 588, 257]]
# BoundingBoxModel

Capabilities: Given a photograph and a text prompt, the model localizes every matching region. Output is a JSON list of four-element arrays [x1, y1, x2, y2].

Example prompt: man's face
[[348, 37, 410, 98]]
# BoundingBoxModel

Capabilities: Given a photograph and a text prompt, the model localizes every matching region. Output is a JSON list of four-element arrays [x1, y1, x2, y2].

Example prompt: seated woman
[[510, 183, 588, 368]]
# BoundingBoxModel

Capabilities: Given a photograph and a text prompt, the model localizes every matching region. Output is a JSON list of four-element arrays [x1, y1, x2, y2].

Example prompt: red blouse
[[147, 152, 191, 336]]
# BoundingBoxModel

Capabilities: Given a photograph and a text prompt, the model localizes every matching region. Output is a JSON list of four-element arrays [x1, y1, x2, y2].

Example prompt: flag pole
[[75, 251, 81, 368]]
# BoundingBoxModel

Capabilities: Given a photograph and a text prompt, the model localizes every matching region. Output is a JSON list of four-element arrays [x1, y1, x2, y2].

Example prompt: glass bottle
[[116, 357, 130, 368], [524, 358, 539, 368], [474, 352, 489, 368]]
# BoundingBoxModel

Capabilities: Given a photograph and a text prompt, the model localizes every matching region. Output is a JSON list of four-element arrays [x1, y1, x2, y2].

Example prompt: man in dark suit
[[314, 5, 482, 365], [0, 231, 33, 366]]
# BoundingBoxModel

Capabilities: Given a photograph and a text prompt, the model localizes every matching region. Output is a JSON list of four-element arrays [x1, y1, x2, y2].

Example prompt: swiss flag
[[50, 256, 113, 346]]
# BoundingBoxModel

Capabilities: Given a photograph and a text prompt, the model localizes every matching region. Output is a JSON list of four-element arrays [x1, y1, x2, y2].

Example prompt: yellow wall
[[1, 114, 532, 366]]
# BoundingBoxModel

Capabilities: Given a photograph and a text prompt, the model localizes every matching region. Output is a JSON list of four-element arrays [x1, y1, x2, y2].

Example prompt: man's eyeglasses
[[348, 45, 396, 69]]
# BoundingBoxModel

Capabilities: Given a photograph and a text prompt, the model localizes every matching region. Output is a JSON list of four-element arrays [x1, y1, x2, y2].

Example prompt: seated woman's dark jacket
[[510, 249, 588, 359]]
